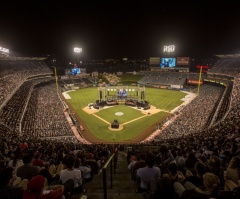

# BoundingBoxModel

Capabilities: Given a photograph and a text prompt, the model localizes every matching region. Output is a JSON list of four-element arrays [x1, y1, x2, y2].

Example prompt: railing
[[102, 147, 118, 199]]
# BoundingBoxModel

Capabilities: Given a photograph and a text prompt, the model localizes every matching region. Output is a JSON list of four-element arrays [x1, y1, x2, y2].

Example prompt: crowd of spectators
[[152, 84, 225, 140], [21, 82, 73, 137], [0, 58, 240, 198], [0, 60, 52, 106], [0, 131, 113, 198]]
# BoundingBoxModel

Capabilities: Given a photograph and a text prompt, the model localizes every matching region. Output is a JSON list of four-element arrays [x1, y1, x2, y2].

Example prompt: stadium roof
[[215, 54, 240, 58], [0, 56, 48, 61]]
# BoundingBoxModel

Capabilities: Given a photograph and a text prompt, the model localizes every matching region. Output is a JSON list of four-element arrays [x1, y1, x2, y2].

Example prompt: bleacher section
[[208, 55, 240, 76], [0, 59, 52, 107], [137, 71, 208, 87]]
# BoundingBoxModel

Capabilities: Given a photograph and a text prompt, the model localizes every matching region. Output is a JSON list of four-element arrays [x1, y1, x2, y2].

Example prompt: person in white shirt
[[8, 151, 24, 171], [137, 152, 161, 192], [128, 155, 137, 170], [60, 155, 82, 189]]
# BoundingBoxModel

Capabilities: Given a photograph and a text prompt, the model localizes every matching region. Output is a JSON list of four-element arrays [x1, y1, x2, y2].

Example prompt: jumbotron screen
[[71, 68, 81, 75], [160, 58, 176, 68]]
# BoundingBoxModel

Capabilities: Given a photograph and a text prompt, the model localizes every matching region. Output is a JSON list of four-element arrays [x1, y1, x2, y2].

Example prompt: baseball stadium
[[0, 46, 240, 199]]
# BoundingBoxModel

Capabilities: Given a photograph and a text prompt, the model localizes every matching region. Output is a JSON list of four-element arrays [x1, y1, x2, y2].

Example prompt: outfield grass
[[67, 87, 187, 142], [117, 74, 143, 84]]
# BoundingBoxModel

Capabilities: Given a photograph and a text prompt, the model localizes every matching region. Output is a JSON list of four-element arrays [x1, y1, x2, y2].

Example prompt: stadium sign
[[177, 57, 190, 65], [163, 45, 175, 53]]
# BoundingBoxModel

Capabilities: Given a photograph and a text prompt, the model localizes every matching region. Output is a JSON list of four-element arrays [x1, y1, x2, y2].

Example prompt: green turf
[[144, 89, 186, 111], [117, 74, 143, 84], [95, 105, 144, 124], [67, 87, 187, 142]]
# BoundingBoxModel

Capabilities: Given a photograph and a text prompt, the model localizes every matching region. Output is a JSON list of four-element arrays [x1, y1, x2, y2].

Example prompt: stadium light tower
[[74, 47, 82, 66]]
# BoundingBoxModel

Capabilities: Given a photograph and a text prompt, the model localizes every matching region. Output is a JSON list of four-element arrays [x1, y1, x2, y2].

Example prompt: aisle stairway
[[79, 150, 143, 199]]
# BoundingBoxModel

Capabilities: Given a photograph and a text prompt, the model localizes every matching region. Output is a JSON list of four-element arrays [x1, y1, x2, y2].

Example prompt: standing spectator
[[159, 144, 174, 173], [137, 152, 161, 192], [185, 152, 199, 173], [128, 155, 137, 170], [16, 153, 40, 180], [32, 152, 46, 167], [8, 151, 24, 171], [60, 155, 82, 192]]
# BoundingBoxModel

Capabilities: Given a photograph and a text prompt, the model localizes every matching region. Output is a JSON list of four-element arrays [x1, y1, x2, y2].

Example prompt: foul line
[[122, 115, 148, 125], [92, 113, 148, 126], [92, 114, 111, 125]]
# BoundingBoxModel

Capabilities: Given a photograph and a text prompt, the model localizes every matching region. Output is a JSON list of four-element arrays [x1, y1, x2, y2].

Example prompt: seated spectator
[[185, 162, 208, 188], [162, 162, 185, 184], [160, 162, 185, 198], [0, 167, 24, 199], [174, 172, 220, 199], [225, 156, 240, 186], [16, 153, 41, 180], [38, 168, 60, 186], [218, 179, 240, 199], [207, 154, 224, 185], [74, 156, 92, 182], [23, 175, 64, 199], [83, 153, 99, 176], [185, 152, 199, 173]]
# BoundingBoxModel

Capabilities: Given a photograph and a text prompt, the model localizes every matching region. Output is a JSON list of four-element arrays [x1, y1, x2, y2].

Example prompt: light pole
[[52, 66, 59, 93]]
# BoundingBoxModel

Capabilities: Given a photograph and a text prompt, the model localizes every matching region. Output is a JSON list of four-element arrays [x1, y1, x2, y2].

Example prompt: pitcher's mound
[[108, 124, 124, 131]]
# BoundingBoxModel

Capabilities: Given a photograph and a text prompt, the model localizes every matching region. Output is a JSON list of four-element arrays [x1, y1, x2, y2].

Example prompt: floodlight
[[74, 47, 82, 53], [0, 46, 9, 53]]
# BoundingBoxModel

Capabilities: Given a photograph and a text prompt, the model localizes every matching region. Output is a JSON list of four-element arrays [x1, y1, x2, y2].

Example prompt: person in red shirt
[[32, 152, 46, 167], [23, 175, 64, 199]]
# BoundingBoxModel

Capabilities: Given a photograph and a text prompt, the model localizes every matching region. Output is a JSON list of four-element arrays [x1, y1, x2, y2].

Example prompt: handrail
[[102, 147, 118, 199]]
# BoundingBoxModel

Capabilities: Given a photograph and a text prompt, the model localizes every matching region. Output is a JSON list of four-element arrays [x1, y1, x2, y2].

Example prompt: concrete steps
[[80, 150, 143, 199]]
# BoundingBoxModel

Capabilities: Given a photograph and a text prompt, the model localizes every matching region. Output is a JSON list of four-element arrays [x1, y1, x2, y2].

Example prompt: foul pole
[[54, 66, 59, 93], [197, 66, 203, 95]]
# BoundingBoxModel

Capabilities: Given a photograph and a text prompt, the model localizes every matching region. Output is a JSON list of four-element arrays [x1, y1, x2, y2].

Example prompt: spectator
[[174, 172, 220, 199], [32, 152, 46, 167], [16, 153, 41, 180], [225, 156, 240, 186], [8, 151, 24, 171], [23, 175, 64, 199], [60, 155, 83, 191], [185, 162, 208, 188], [0, 167, 24, 199], [137, 152, 161, 192]]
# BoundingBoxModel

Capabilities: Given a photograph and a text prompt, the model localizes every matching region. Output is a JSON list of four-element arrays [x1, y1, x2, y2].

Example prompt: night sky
[[0, 0, 240, 59]]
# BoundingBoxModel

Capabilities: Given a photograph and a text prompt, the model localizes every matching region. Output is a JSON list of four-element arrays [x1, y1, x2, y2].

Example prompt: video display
[[71, 68, 81, 75], [160, 58, 176, 68], [118, 88, 127, 98]]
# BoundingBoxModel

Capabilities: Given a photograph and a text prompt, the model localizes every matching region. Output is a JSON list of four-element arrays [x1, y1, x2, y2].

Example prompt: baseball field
[[65, 87, 187, 143]]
